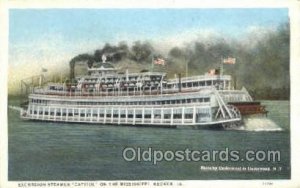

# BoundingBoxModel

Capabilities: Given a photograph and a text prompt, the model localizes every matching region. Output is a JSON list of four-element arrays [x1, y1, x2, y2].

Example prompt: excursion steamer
[[20, 57, 267, 129]]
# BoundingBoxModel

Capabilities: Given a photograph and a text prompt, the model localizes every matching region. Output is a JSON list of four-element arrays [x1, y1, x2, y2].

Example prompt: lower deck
[[21, 105, 241, 127]]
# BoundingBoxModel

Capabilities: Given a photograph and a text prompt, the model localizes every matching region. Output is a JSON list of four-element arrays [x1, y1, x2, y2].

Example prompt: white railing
[[168, 75, 231, 84]]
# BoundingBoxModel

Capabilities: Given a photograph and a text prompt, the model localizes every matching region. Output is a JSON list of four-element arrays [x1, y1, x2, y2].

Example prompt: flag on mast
[[153, 57, 165, 65], [208, 69, 216, 75], [223, 57, 236, 64]]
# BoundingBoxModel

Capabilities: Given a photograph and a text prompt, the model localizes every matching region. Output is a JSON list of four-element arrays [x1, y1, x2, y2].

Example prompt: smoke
[[67, 22, 289, 99], [8, 21, 289, 100]]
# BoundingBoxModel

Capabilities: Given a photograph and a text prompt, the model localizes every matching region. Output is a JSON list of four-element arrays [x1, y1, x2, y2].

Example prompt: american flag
[[223, 57, 236, 64], [153, 57, 165, 65], [208, 69, 216, 75]]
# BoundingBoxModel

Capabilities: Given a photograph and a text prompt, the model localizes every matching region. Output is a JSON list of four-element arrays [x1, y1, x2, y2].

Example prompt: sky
[[8, 8, 289, 94]]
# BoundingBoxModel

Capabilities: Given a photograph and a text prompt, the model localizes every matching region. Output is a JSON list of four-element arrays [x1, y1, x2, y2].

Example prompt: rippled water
[[8, 100, 290, 180]]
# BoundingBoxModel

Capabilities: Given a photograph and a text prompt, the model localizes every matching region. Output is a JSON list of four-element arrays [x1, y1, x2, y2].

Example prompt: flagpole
[[151, 55, 154, 72], [185, 56, 188, 77], [220, 57, 224, 76]]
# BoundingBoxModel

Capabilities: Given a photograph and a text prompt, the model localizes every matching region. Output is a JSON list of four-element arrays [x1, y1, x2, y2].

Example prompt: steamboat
[[20, 56, 267, 129]]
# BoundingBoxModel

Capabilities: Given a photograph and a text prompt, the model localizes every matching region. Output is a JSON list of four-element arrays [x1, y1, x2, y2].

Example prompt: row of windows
[[31, 97, 210, 106], [83, 76, 162, 83], [166, 80, 229, 89], [30, 110, 210, 120]]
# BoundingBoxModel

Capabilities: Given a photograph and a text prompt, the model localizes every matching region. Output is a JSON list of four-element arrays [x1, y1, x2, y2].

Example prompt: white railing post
[[104, 109, 107, 124], [182, 107, 185, 124], [193, 106, 196, 124], [171, 108, 174, 125]]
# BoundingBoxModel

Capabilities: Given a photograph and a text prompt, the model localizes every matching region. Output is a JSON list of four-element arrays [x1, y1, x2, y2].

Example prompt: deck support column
[[118, 108, 121, 124], [30, 105, 34, 118], [36, 106, 40, 119], [193, 106, 196, 124], [90, 109, 93, 122], [84, 108, 87, 122], [151, 107, 154, 124], [54, 108, 57, 121], [60, 107, 63, 121], [142, 108, 145, 124], [104, 109, 107, 124], [42, 107, 45, 120], [47, 107, 50, 120], [125, 108, 128, 123], [133, 108, 136, 125], [171, 108, 174, 125], [161, 108, 163, 124], [181, 107, 185, 124], [97, 108, 100, 122], [111, 108, 114, 123], [66, 108, 69, 121]]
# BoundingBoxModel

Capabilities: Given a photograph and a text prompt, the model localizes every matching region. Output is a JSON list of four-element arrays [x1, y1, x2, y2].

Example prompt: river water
[[8, 100, 290, 180]]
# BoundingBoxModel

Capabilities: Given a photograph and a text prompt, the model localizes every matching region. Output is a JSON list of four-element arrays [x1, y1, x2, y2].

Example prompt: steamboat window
[[184, 114, 193, 119], [173, 108, 182, 119], [62, 109, 67, 116], [92, 109, 98, 117], [74, 109, 79, 116]]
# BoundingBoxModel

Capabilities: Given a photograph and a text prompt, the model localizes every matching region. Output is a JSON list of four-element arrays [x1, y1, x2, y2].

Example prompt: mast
[[220, 57, 224, 76]]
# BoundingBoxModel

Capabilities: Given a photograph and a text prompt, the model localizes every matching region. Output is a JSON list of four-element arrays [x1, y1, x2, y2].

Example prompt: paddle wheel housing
[[228, 101, 268, 116]]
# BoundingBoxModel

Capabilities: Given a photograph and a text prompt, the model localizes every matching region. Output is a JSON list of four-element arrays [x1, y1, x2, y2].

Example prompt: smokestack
[[178, 73, 181, 92], [70, 60, 75, 81]]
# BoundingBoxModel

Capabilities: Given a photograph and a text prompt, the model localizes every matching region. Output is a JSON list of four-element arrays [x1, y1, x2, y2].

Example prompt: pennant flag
[[208, 69, 217, 75], [223, 57, 236, 64], [153, 57, 165, 65], [102, 54, 107, 63]]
